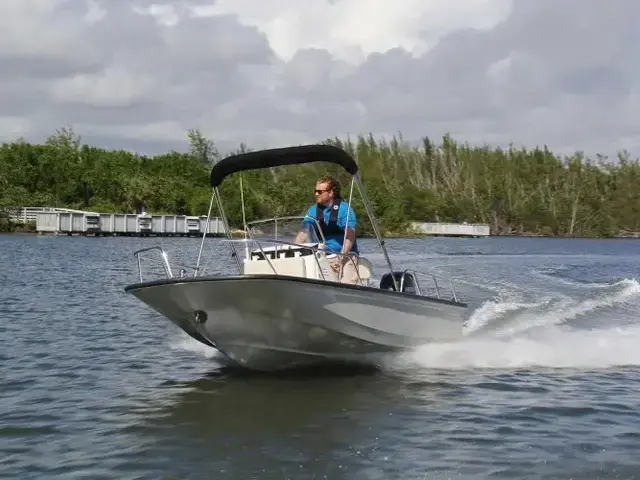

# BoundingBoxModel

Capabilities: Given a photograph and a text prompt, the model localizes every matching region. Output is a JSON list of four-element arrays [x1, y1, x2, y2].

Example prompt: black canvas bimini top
[[209, 144, 359, 187]]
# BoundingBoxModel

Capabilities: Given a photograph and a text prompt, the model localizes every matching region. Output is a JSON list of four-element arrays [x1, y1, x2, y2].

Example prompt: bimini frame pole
[[353, 173, 399, 291], [213, 187, 242, 272], [339, 177, 355, 280], [194, 189, 216, 276]]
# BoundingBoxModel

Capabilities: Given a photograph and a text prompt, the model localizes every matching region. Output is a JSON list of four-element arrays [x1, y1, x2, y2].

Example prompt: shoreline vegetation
[[1, 128, 639, 238]]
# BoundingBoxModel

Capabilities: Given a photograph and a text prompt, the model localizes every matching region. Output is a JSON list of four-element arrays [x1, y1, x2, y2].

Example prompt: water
[[2, 233, 640, 479]]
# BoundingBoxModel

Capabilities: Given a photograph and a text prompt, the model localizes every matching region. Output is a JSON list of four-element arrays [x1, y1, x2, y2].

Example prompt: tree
[[2, 128, 640, 237], [187, 128, 219, 164]]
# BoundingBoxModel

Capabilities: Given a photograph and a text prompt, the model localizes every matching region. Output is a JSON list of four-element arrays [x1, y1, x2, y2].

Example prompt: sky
[[1, 0, 638, 158]]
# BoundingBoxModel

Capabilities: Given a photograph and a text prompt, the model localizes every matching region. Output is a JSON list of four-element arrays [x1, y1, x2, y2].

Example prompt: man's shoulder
[[338, 200, 356, 213], [303, 203, 322, 220]]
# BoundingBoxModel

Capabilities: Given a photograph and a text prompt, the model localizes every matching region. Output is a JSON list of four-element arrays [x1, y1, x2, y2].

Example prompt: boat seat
[[243, 256, 307, 277], [357, 257, 373, 282], [303, 252, 338, 281]]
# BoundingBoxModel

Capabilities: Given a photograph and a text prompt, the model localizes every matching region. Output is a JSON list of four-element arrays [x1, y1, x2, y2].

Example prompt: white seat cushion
[[243, 256, 306, 277]]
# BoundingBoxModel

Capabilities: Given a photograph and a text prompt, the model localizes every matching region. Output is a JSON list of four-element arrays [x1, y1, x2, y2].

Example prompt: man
[[295, 175, 360, 284]]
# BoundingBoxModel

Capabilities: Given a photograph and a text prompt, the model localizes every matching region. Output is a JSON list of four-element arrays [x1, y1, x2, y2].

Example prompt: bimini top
[[209, 144, 359, 188]]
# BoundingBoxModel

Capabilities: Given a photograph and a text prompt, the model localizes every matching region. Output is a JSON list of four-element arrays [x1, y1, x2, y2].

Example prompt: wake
[[400, 278, 640, 370]]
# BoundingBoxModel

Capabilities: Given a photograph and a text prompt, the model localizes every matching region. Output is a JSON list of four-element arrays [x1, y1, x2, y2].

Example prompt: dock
[[6, 207, 491, 238], [411, 221, 491, 237], [7, 207, 227, 237]]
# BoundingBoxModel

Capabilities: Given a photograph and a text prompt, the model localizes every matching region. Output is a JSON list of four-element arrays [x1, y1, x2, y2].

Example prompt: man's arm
[[342, 227, 356, 254], [339, 205, 357, 255], [295, 209, 314, 244], [294, 230, 308, 244]]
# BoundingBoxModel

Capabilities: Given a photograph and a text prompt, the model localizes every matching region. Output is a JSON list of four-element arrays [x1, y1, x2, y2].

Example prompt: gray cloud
[[1, 0, 638, 157]]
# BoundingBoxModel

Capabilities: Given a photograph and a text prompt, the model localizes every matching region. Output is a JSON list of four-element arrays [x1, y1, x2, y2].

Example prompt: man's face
[[314, 182, 333, 204]]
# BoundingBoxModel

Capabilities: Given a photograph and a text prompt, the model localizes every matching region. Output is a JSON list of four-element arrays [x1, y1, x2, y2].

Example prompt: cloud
[[0, 0, 638, 157]]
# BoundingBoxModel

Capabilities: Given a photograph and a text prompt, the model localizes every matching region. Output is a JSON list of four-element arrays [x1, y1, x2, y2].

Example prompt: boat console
[[241, 242, 373, 285]]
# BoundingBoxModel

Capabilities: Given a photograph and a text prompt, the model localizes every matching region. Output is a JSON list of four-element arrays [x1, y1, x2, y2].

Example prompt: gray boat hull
[[125, 274, 468, 371]]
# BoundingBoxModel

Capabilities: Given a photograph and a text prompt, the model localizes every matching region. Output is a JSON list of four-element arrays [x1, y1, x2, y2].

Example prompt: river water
[[2, 233, 640, 479]]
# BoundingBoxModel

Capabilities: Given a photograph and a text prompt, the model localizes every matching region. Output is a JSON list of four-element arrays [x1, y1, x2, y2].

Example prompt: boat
[[124, 144, 470, 371]]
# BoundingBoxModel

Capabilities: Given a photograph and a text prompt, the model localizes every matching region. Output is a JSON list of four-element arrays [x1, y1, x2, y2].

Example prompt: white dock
[[411, 221, 491, 237], [7, 207, 227, 237], [6, 207, 490, 238]]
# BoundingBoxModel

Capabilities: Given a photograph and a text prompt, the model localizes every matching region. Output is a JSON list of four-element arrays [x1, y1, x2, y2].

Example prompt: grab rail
[[133, 247, 172, 282], [133, 246, 201, 283], [398, 268, 459, 303]]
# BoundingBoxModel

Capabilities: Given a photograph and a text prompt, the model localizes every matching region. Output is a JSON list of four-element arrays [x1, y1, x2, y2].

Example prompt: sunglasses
[[315, 189, 330, 194]]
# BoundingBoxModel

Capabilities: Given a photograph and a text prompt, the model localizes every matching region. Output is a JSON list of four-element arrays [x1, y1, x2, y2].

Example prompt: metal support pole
[[214, 187, 242, 272], [195, 190, 216, 276], [353, 173, 399, 291]]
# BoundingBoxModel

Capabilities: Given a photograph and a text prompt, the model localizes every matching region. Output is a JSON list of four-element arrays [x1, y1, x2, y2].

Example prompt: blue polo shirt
[[303, 201, 358, 254]]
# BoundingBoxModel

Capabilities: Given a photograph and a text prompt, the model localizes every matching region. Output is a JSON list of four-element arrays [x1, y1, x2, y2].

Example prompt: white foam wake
[[400, 324, 640, 369], [399, 278, 640, 370], [465, 278, 640, 336], [168, 333, 221, 360]]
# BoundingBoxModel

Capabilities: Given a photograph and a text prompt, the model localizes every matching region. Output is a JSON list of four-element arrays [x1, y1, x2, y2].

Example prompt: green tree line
[[1, 127, 639, 237]]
